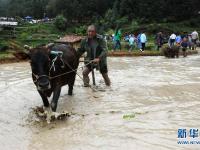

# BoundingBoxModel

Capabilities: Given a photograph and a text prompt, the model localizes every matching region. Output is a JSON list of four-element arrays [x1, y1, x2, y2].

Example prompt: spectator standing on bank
[[113, 28, 122, 51], [191, 30, 199, 50], [155, 32, 163, 50], [181, 37, 189, 57], [188, 34, 192, 50], [168, 33, 176, 48], [140, 31, 147, 52], [137, 33, 142, 50], [175, 34, 182, 46], [128, 34, 135, 52]]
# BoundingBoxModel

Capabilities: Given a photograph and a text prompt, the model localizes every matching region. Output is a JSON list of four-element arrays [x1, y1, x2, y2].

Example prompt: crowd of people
[[111, 30, 147, 52], [166, 31, 199, 57], [168, 31, 199, 49], [109, 29, 199, 55]]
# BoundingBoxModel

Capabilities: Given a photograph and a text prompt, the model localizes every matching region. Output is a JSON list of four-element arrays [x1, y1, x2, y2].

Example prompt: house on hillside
[[0, 18, 18, 38], [55, 35, 85, 49]]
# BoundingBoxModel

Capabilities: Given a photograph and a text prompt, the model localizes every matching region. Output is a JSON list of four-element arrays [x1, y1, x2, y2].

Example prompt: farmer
[[77, 25, 111, 87]]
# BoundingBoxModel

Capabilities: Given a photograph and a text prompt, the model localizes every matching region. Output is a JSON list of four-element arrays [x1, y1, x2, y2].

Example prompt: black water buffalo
[[26, 44, 79, 112], [162, 45, 180, 58]]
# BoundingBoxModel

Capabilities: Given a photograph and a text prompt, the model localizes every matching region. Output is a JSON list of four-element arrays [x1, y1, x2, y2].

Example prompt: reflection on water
[[1, 54, 200, 150]]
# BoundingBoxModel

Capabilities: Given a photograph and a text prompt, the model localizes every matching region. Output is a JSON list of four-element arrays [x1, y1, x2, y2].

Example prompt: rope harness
[[32, 50, 97, 91]]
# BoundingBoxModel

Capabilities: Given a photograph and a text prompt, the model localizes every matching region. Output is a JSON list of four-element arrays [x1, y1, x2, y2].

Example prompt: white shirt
[[129, 37, 134, 45], [140, 33, 147, 43], [170, 33, 176, 40], [191, 31, 199, 40]]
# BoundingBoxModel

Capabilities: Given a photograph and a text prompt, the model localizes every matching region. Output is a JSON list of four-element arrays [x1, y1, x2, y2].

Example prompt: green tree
[[54, 14, 67, 31]]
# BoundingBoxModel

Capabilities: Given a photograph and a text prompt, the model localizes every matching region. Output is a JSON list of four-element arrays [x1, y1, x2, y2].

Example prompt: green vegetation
[[54, 15, 67, 31], [122, 21, 200, 35], [0, 23, 63, 52], [0, 51, 14, 59], [1, 0, 200, 35], [1, 0, 200, 29], [16, 23, 63, 47], [123, 114, 135, 120]]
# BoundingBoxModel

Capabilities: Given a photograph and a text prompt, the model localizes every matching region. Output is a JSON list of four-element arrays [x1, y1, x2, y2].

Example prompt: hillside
[[0, 21, 199, 61]]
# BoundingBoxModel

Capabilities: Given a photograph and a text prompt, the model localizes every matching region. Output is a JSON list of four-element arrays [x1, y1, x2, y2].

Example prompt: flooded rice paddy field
[[1, 55, 200, 150]]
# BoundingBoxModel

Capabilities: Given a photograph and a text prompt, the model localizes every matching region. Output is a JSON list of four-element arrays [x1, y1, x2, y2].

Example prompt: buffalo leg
[[51, 87, 61, 112], [68, 73, 76, 95], [38, 91, 49, 107]]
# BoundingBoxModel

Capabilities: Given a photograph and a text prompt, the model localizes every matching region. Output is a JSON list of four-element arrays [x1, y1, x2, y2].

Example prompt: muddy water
[[1, 54, 200, 150]]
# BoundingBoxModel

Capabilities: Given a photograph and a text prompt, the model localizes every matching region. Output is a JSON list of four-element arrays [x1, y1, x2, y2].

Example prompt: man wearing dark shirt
[[77, 25, 111, 87]]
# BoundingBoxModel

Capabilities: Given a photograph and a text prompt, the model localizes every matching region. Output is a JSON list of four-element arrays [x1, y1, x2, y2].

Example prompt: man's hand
[[92, 58, 100, 63]]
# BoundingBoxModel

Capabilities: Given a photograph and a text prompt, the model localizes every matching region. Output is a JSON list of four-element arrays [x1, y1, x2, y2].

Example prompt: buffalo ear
[[46, 43, 54, 56], [24, 45, 32, 50], [46, 43, 55, 49]]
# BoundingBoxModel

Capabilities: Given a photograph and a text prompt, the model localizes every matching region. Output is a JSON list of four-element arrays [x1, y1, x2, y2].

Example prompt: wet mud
[[1, 54, 200, 150]]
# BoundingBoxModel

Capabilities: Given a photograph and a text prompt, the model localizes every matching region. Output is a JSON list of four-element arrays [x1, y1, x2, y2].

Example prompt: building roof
[[56, 35, 85, 43], [0, 21, 18, 26]]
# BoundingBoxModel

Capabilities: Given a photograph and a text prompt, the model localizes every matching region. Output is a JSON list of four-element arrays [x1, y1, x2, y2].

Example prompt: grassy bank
[[0, 51, 14, 59], [15, 23, 64, 47], [107, 50, 198, 57]]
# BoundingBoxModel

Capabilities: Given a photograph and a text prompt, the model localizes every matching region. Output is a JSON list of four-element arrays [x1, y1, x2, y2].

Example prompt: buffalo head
[[25, 45, 51, 91]]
